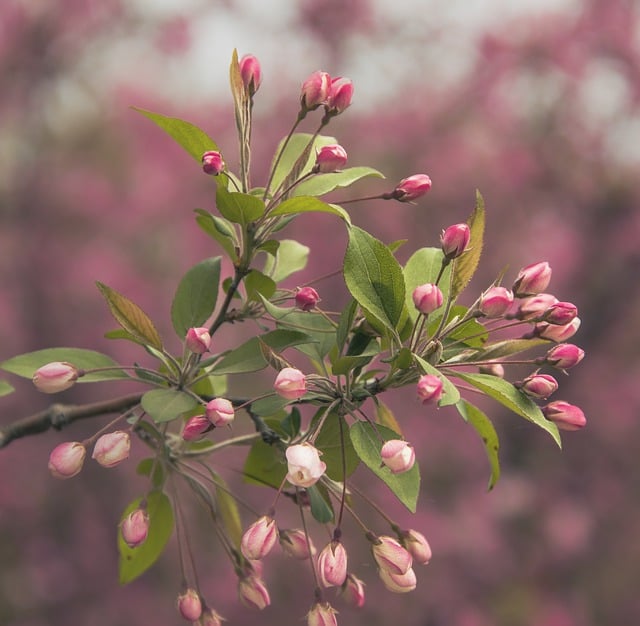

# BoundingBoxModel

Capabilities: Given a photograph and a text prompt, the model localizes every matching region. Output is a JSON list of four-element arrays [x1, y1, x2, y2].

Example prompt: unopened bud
[[286, 443, 326, 488], [416, 374, 444, 405], [202, 150, 225, 176], [400, 529, 432, 565], [513, 261, 552, 297], [177, 588, 202, 622], [307, 602, 338, 626], [441, 223, 471, 259], [371, 535, 413, 575], [241, 515, 278, 561], [182, 414, 213, 441], [205, 397, 235, 427], [200, 608, 225, 626], [238, 575, 270, 610], [517, 373, 558, 400], [478, 286, 514, 318], [295, 286, 321, 311], [341, 573, 365, 608], [239, 54, 262, 96], [542, 301, 578, 326], [381, 439, 415, 474], [326, 76, 353, 114], [121, 507, 149, 548], [48, 441, 86, 479], [301, 70, 331, 111], [544, 343, 585, 369], [274, 367, 307, 400], [535, 317, 581, 342], [33, 362, 79, 393], [517, 293, 558, 320], [314, 144, 348, 173], [412, 283, 443, 315], [543, 400, 586, 431], [378, 566, 417, 593], [185, 326, 211, 354], [479, 363, 505, 378], [392, 174, 432, 202], [318, 540, 348, 587], [279, 528, 316, 559], [92, 431, 130, 468]]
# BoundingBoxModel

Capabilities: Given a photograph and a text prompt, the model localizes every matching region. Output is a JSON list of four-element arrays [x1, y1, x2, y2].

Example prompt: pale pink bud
[[401, 529, 432, 565], [536, 317, 581, 342], [33, 361, 79, 393], [307, 602, 338, 626], [517, 293, 558, 320], [412, 283, 443, 315], [202, 150, 225, 176], [416, 374, 444, 405], [177, 588, 202, 621], [239, 53, 262, 95], [238, 575, 270, 610], [200, 608, 225, 626], [517, 373, 558, 400], [544, 343, 585, 369], [274, 367, 307, 400], [479, 363, 505, 378], [286, 443, 326, 488], [318, 540, 348, 587], [185, 326, 211, 354], [340, 573, 365, 608], [92, 430, 131, 468], [301, 70, 331, 111], [121, 508, 149, 548], [478, 286, 514, 318], [182, 414, 213, 441], [392, 174, 432, 202], [279, 528, 316, 559], [542, 301, 578, 325], [371, 535, 413, 575], [441, 223, 471, 259], [381, 440, 415, 474], [543, 400, 586, 431], [378, 566, 417, 593], [241, 515, 278, 561], [314, 144, 348, 173], [205, 397, 235, 427], [48, 441, 86, 479], [326, 76, 353, 113], [295, 286, 321, 311], [513, 261, 552, 297]]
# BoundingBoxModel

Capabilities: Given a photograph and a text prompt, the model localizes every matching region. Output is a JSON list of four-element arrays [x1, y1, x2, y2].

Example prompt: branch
[[0, 392, 144, 449]]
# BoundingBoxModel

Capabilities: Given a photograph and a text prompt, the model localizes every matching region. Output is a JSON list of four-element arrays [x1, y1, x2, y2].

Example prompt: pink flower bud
[[205, 397, 235, 427], [238, 575, 271, 610], [202, 150, 225, 176], [479, 363, 505, 378], [478, 286, 514, 318], [301, 71, 331, 111], [285, 443, 326, 488], [371, 535, 413, 575], [542, 301, 578, 326], [274, 367, 307, 400], [392, 174, 432, 202], [241, 515, 278, 561], [536, 317, 581, 342], [279, 528, 316, 559], [441, 223, 471, 259], [239, 53, 262, 95], [412, 283, 443, 315], [182, 414, 213, 441], [33, 362, 79, 393], [200, 608, 225, 626], [318, 540, 348, 587], [326, 76, 353, 113], [378, 566, 417, 593], [92, 430, 131, 468], [48, 441, 86, 479], [185, 326, 211, 354], [177, 588, 202, 621], [381, 440, 415, 474], [307, 602, 338, 626], [121, 507, 149, 548], [341, 573, 366, 608], [544, 343, 585, 369], [518, 373, 558, 400], [401, 529, 432, 565], [513, 261, 552, 297], [417, 374, 444, 405], [314, 144, 348, 173], [295, 286, 321, 311], [517, 293, 558, 320], [543, 400, 586, 431]]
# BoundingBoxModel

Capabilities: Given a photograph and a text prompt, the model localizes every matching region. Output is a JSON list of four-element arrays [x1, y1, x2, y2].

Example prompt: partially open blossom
[[279, 528, 316, 559], [479, 363, 505, 378], [544, 343, 585, 369], [318, 540, 348, 587], [301, 70, 331, 111], [241, 515, 278, 561], [478, 286, 514, 318], [518, 373, 558, 400], [441, 223, 470, 259], [238, 575, 270, 610], [274, 367, 307, 400], [371, 535, 413, 575], [314, 144, 348, 173], [33, 362, 79, 393], [326, 76, 353, 113], [48, 441, 86, 479], [202, 150, 225, 175], [200, 608, 225, 626], [121, 507, 149, 548], [417, 374, 443, 405], [307, 602, 338, 626], [513, 261, 552, 297], [239, 53, 261, 95], [182, 415, 212, 441], [177, 588, 202, 621], [341, 573, 365, 608], [92, 431, 130, 468], [381, 440, 415, 474], [517, 293, 558, 320], [400, 529, 432, 565], [295, 286, 320, 311], [205, 397, 235, 427], [543, 401, 586, 431], [392, 174, 432, 202], [412, 283, 443, 315], [185, 326, 211, 354], [286, 443, 326, 488], [542, 301, 578, 326], [536, 317, 581, 342], [378, 566, 417, 593]]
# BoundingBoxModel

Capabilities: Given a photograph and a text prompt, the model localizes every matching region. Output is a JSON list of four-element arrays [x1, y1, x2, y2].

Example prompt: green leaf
[[453, 372, 561, 446], [171, 257, 221, 337], [281, 407, 302, 438], [263, 239, 310, 282], [250, 394, 291, 418], [336, 299, 358, 354], [344, 226, 406, 332], [413, 355, 461, 406], [0, 380, 14, 397], [243, 439, 286, 488], [210, 470, 243, 548], [245, 270, 276, 301], [437, 306, 488, 349], [315, 413, 360, 480], [118, 491, 174, 584], [141, 389, 199, 423], [194, 209, 238, 261], [375, 399, 403, 436], [269, 196, 350, 222], [464, 338, 550, 362], [1, 348, 129, 382], [307, 484, 334, 523], [216, 186, 265, 225], [349, 422, 420, 512], [136, 458, 165, 489], [293, 166, 385, 197], [403, 247, 451, 323], [451, 191, 485, 299], [96, 282, 163, 350]]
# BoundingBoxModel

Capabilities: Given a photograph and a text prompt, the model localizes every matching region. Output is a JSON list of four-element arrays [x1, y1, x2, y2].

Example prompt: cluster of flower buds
[[371, 535, 417, 593], [299, 70, 354, 116]]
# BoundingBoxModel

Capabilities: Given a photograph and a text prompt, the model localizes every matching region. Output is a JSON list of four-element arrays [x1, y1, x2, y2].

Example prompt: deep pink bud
[[544, 343, 585, 369], [274, 367, 307, 400], [295, 286, 321, 311], [121, 507, 149, 548], [301, 71, 331, 111], [517, 293, 558, 320], [314, 144, 348, 173], [307, 602, 338, 626], [318, 541, 348, 587], [392, 174, 432, 202], [518, 373, 558, 400], [182, 414, 213, 441], [326, 76, 353, 113], [202, 150, 225, 176], [241, 515, 278, 561], [200, 608, 225, 626], [341, 573, 366, 608], [185, 326, 211, 354], [286, 443, 326, 488], [479, 363, 505, 378], [412, 283, 443, 315], [372, 536, 413, 575], [378, 566, 417, 593], [381, 440, 415, 474], [543, 401, 586, 431], [536, 317, 581, 342], [48, 441, 86, 479], [542, 301, 578, 325], [205, 397, 235, 427], [92, 431, 130, 468], [239, 54, 262, 95], [33, 361, 79, 393], [513, 261, 552, 297], [416, 374, 444, 405], [401, 529, 432, 565], [478, 286, 514, 318], [441, 223, 471, 259], [177, 588, 202, 621], [279, 528, 316, 559], [238, 575, 270, 610]]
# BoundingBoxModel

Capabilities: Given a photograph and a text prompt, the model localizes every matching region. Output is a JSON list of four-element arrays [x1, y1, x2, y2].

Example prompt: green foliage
[[414, 355, 461, 406], [216, 187, 265, 225], [293, 166, 384, 197], [451, 191, 485, 299], [141, 389, 199, 423], [314, 412, 360, 480], [403, 247, 451, 322], [0, 380, 14, 396], [307, 484, 334, 523], [269, 196, 350, 222], [262, 239, 309, 282], [194, 209, 239, 261], [243, 438, 286, 488]]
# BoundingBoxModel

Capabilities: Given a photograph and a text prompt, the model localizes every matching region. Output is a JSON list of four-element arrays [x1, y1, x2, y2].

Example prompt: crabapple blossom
[[201, 150, 225, 175], [392, 174, 432, 201], [441, 223, 471, 259], [240, 516, 278, 561], [341, 573, 366, 608], [48, 441, 86, 479], [185, 326, 211, 354], [401, 529, 432, 565], [279, 528, 316, 559], [301, 70, 331, 111], [513, 261, 552, 297], [380, 440, 415, 474], [182, 415, 212, 441], [239, 54, 261, 95], [274, 367, 307, 400], [285, 443, 326, 488], [32, 362, 79, 393], [371, 536, 413, 575], [543, 401, 586, 431], [478, 286, 514, 318], [326, 76, 353, 113], [205, 397, 235, 427], [177, 588, 202, 621], [92, 431, 130, 468], [412, 283, 443, 315], [518, 373, 558, 400], [378, 566, 417, 593], [544, 343, 585, 369], [314, 144, 348, 173], [295, 286, 320, 311], [121, 508, 149, 548], [536, 317, 581, 342], [317, 540, 348, 587], [307, 602, 338, 626], [238, 575, 270, 610], [417, 374, 443, 404]]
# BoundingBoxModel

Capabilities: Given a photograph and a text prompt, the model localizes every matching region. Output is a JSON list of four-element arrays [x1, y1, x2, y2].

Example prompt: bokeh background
[[1, 0, 639, 624]]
